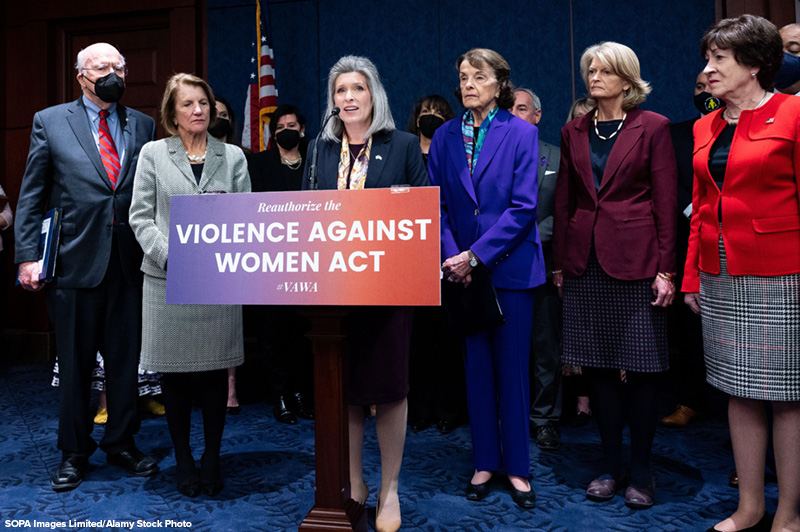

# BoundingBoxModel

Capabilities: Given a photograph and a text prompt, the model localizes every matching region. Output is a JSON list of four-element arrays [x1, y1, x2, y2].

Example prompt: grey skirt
[[700, 237, 800, 401], [562, 248, 669, 373], [140, 275, 244, 373]]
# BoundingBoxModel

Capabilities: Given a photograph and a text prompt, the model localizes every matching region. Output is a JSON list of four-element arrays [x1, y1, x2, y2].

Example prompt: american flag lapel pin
[[766, 118, 774, 123]]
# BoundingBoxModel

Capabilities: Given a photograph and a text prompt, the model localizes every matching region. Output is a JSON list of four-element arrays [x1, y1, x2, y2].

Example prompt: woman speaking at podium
[[303, 55, 428, 532]]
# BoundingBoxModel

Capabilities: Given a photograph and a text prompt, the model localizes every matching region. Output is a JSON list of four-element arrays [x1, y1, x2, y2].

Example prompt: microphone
[[308, 106, 340, 190]]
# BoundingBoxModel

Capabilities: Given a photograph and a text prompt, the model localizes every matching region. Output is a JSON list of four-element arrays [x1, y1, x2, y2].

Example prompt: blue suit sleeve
[[14, 111, 51, 264]]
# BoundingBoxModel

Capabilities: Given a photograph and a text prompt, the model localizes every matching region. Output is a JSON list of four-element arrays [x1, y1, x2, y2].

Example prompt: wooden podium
[[298, 307, 366, 532]]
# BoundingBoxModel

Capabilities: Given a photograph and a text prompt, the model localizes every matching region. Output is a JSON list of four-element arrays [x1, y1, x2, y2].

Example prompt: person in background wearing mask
[[208, 94, 244, 416], [15, 42, 158, 491], [776, 26, 800, 95], [247, 104, 315, 425], [511, 87, 563, 452], [661, 72, 724, 430], [408, 94, 455, 169], [405, 95, 467, 436], [208, 95, 238, 146]]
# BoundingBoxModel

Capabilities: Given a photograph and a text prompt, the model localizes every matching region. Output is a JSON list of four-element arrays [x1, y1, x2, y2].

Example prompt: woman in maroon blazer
[[683, 15, 800, 532], [552, 41, 677, 509]]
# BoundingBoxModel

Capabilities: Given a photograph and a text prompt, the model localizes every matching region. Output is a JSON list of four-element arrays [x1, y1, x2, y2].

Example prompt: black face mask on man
[[275, 129, 301, 150], [208, 118, 231, 140], [418, 114, 445, 139], [86, 72, 126, 103], [694, 91, 725, 115]]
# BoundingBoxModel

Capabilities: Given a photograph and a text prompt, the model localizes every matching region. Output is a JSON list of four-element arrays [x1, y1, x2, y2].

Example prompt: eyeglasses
[[83, 64, 128, 76]]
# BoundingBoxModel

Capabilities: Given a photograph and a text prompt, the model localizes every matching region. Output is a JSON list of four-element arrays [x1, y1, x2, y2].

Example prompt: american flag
[[242, 0, 278, 152]]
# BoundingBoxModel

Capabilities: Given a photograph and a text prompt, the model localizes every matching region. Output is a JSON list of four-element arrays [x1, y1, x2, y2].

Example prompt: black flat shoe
[[178, 478, 201, 497], [226, 406, 241, 415], [51, 455, 90, 492], [292, 392, 315, 420], [437, 419, 458, 435], [199, 452, 223, 496], [200, 478, 224, 496], [571, 411, 592, 427], [706, 513, 772, 532], [107, 447, 158, 477], [273, 395, 297, 425], [510, 485, 536, 509], [409, 418, 433, 432], [465, 480, 491, 501]]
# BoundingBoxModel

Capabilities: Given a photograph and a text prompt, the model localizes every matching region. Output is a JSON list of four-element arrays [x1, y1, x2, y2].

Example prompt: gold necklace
[[724, 90, 769, 122], [281, 155, 302, 170], [593, 109, 627, 141]]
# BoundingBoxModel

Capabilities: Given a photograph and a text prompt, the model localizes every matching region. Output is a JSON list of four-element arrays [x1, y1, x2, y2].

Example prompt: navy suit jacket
[[428, 108, 545, 290], [15, 98, 156, 288], [302, 129, 429, 191]]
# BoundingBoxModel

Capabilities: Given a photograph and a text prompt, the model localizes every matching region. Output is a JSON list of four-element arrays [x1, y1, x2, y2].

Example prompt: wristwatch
[[467, 250, 479, 268]]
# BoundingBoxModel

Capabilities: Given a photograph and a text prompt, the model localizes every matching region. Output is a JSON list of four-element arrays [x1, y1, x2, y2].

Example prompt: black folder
[[441, 264, 505, 335]]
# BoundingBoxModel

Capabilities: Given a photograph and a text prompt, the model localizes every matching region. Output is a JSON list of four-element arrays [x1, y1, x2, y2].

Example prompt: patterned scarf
[[337, 135, 372, 190], [461, 106, 498, 174]]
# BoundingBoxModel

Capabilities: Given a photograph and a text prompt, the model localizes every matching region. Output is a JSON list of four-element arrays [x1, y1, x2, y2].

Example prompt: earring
[[751, 72, 756, 78]]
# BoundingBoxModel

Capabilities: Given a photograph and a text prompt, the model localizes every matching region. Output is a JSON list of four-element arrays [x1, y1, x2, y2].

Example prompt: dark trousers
[[666, 296, 707, 410], [259, 306, 313, 399], [529, 281, 563, 427], [46, 237, 141, 456], [465, 289, 534, 477], [408, 306, 466, 424]]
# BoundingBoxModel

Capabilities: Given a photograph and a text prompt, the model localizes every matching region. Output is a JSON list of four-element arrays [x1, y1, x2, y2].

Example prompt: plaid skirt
[[562, 249, 669, 372], [700, 237, 800, 401]]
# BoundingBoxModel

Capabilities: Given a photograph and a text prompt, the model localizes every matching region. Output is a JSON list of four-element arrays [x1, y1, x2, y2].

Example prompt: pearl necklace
[[723, 90, 769, 123], [593, 109, 627, 141], [184, 147, 207, 163], [281, 155, 302, 170]]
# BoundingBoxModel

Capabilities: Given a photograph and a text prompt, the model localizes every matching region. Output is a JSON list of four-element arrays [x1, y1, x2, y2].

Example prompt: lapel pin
[[766, 118, 774, 123], [375, 155, 383, 160]]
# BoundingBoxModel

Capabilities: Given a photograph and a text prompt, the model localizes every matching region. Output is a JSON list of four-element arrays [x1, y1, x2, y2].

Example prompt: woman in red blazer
[[552, 41, 677, 509], [682, 15, 800, 532]]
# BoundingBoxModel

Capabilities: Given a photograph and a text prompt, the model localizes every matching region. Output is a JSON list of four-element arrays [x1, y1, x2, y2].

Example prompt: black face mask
[[418, 114, 445, 139], [694, 91, 725, 115], [88, 72, 125, 103], [275, 129, 301, 150], [208, 118, 231, 139]]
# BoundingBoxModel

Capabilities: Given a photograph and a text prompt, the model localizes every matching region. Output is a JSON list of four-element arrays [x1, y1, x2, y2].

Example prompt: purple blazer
[[428, 108, 545, 290]]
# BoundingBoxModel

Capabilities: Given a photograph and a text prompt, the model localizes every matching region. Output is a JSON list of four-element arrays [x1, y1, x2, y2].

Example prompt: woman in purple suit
[[428, 48, 544, 509]]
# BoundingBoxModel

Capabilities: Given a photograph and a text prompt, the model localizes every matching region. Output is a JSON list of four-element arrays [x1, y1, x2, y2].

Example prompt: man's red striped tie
[[98, 109, 120, 188]]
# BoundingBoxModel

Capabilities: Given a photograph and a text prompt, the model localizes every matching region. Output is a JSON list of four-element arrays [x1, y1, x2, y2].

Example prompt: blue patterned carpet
[[0, 363, 779, 532]]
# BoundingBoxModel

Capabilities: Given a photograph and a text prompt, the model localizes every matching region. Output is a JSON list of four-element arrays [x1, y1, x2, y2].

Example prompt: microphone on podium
[[308, 107, 341, 190]]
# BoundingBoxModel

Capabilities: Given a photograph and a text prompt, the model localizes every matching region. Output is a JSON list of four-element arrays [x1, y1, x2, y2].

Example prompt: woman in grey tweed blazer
[[129, 73, 250, 498]]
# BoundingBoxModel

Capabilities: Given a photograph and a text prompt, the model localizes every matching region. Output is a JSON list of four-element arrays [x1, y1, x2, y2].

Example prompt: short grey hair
[[75, 45, 126, 73], [514, 88, 541, 111], [321, 55, 395, 142]]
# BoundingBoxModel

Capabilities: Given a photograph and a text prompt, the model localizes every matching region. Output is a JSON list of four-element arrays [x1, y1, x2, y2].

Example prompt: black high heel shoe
[[706, 513, 772, 532]]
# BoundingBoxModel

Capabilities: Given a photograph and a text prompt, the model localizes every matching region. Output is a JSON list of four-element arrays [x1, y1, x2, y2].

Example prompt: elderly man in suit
[[15, 42, 157, 491], [512, 88, 563, 450]]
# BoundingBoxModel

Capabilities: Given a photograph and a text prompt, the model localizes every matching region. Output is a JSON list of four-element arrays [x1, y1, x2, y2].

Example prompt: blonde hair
[[580, 42, 651, 110], [160, 73, 217, 136]]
